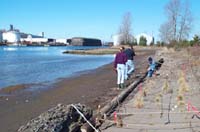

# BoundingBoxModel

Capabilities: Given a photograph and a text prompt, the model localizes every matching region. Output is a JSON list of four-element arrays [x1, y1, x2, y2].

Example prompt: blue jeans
[[125, 60, 134, 79], [147, 69, 154, 77]]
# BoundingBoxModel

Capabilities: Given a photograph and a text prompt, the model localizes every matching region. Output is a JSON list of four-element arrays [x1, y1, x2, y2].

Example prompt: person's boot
[[120, 83, 125, 89]]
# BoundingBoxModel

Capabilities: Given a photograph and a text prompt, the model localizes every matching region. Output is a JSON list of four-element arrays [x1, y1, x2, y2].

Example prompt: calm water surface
[[0, 46, 114, 89]]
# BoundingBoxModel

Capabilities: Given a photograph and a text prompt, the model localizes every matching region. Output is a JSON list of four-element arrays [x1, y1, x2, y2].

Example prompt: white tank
[[135, 33, 153, 45], [112, 34, 123, 46], [2, 31, 21, 43]]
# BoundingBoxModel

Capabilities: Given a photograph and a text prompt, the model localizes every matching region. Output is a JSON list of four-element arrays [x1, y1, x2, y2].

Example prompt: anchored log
[[81, 73, 147, 132], [100, 77, 145, 115], [80, 58, 164, 132]]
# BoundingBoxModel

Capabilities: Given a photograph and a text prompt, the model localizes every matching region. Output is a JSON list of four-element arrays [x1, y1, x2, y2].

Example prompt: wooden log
[[100, 74, 146, 115], [80, 73, 147, 132], [81, 58, 163, 132]]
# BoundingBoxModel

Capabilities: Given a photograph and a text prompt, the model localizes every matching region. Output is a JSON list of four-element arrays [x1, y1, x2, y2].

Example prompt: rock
[[18, 103, 93, 132]]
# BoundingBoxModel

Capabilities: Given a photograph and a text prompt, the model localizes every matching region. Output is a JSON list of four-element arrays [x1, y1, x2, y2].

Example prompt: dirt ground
[[0, 47, 155, 132], [102, 46, 200, 132]]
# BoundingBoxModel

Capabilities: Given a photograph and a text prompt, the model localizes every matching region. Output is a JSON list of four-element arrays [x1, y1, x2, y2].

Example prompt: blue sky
[[1, 0, 200, 41]]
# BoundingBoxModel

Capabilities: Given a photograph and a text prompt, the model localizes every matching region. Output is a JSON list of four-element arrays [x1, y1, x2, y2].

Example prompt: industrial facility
[[0, 25, 102, 46], [0, 25, 61, 46], [1, 25, 21, 44], [20, 34, 55, 45]]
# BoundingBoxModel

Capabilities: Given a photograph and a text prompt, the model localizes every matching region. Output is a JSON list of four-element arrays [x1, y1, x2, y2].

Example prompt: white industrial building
[[56, 39, 68, 44], [1, 25, 55, 45], [2, 31, 21, 43], [135, 33, 154, 45], [20, 34, 48, 43], [20, 32, 55, 44], [112, 34, 124, 46], [1, 25, 69, 45], [21, 37, 49, 43]]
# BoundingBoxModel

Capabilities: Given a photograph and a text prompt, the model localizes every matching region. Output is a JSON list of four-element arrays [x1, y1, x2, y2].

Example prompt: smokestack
[[39, 32, 44, 38], [42, 32, 44, 38], [10, 24, 14, 31]]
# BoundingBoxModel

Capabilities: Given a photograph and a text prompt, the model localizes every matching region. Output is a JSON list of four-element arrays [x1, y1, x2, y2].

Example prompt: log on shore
[[81, 73, 147, 132]]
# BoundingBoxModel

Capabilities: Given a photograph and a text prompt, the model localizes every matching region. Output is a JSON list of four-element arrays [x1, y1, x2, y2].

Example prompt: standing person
[[114, 46, 127, 89], [147, 57, 156, 77], [124, 45, 135, 80]]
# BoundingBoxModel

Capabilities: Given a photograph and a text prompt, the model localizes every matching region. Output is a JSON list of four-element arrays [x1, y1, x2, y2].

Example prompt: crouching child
[[147, 57, 156, 77]]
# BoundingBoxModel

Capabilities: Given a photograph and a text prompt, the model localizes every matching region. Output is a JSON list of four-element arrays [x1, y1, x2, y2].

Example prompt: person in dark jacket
[[114, 46, 127, 89], [124, 45, 135, 80]]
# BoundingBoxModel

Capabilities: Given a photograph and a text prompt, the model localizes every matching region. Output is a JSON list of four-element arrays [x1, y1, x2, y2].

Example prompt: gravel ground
[[102, 46, 200, 132]]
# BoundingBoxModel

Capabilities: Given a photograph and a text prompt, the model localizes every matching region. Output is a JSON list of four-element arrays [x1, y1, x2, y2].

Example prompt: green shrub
[[139, 36, 147, 46], [190, 35, 200, 46], [156, 41, 165, 47]]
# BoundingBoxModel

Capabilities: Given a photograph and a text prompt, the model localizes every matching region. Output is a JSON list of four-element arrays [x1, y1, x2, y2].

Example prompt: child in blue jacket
[[147, 57, 156, 77]]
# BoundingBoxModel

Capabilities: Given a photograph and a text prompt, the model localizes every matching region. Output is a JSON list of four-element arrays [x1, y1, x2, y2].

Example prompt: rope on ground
[[71, 104, 99, 132]]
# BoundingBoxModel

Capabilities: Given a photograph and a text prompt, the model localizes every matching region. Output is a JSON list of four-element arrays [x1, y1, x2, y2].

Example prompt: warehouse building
[[70, 37, 102, 46]]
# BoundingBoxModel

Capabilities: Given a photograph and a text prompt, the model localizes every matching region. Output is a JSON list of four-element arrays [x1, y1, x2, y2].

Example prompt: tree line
[[118, 0, 200, 47]]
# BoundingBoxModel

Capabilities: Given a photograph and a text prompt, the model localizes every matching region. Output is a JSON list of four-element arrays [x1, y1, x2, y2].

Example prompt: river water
[[0, 46, 114, 90]]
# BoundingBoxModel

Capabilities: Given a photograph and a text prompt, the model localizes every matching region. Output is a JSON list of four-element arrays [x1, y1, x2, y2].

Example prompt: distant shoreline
[[62, 45, 158, 55], [63, 46, 120, 55]]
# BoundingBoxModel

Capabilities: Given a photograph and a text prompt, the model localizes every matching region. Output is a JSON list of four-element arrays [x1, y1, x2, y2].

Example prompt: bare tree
[[159, 22, 173, 43], [159, 0, 193, 43], [119, 12, 132, 44], [165, 0, 180, 41], [178, 1, 193, 41]]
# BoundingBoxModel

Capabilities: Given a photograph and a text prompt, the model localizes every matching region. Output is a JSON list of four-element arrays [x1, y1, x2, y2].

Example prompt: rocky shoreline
[[18, 103, 93, 132]]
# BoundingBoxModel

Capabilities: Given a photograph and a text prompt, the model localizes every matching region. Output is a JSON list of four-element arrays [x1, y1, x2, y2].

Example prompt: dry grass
[[176, 70, 191, 111], [155, 93, 162, 105], [177, 71, 189, 93], [162, 80, 169, 94], [134, 93, 144, 109]]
